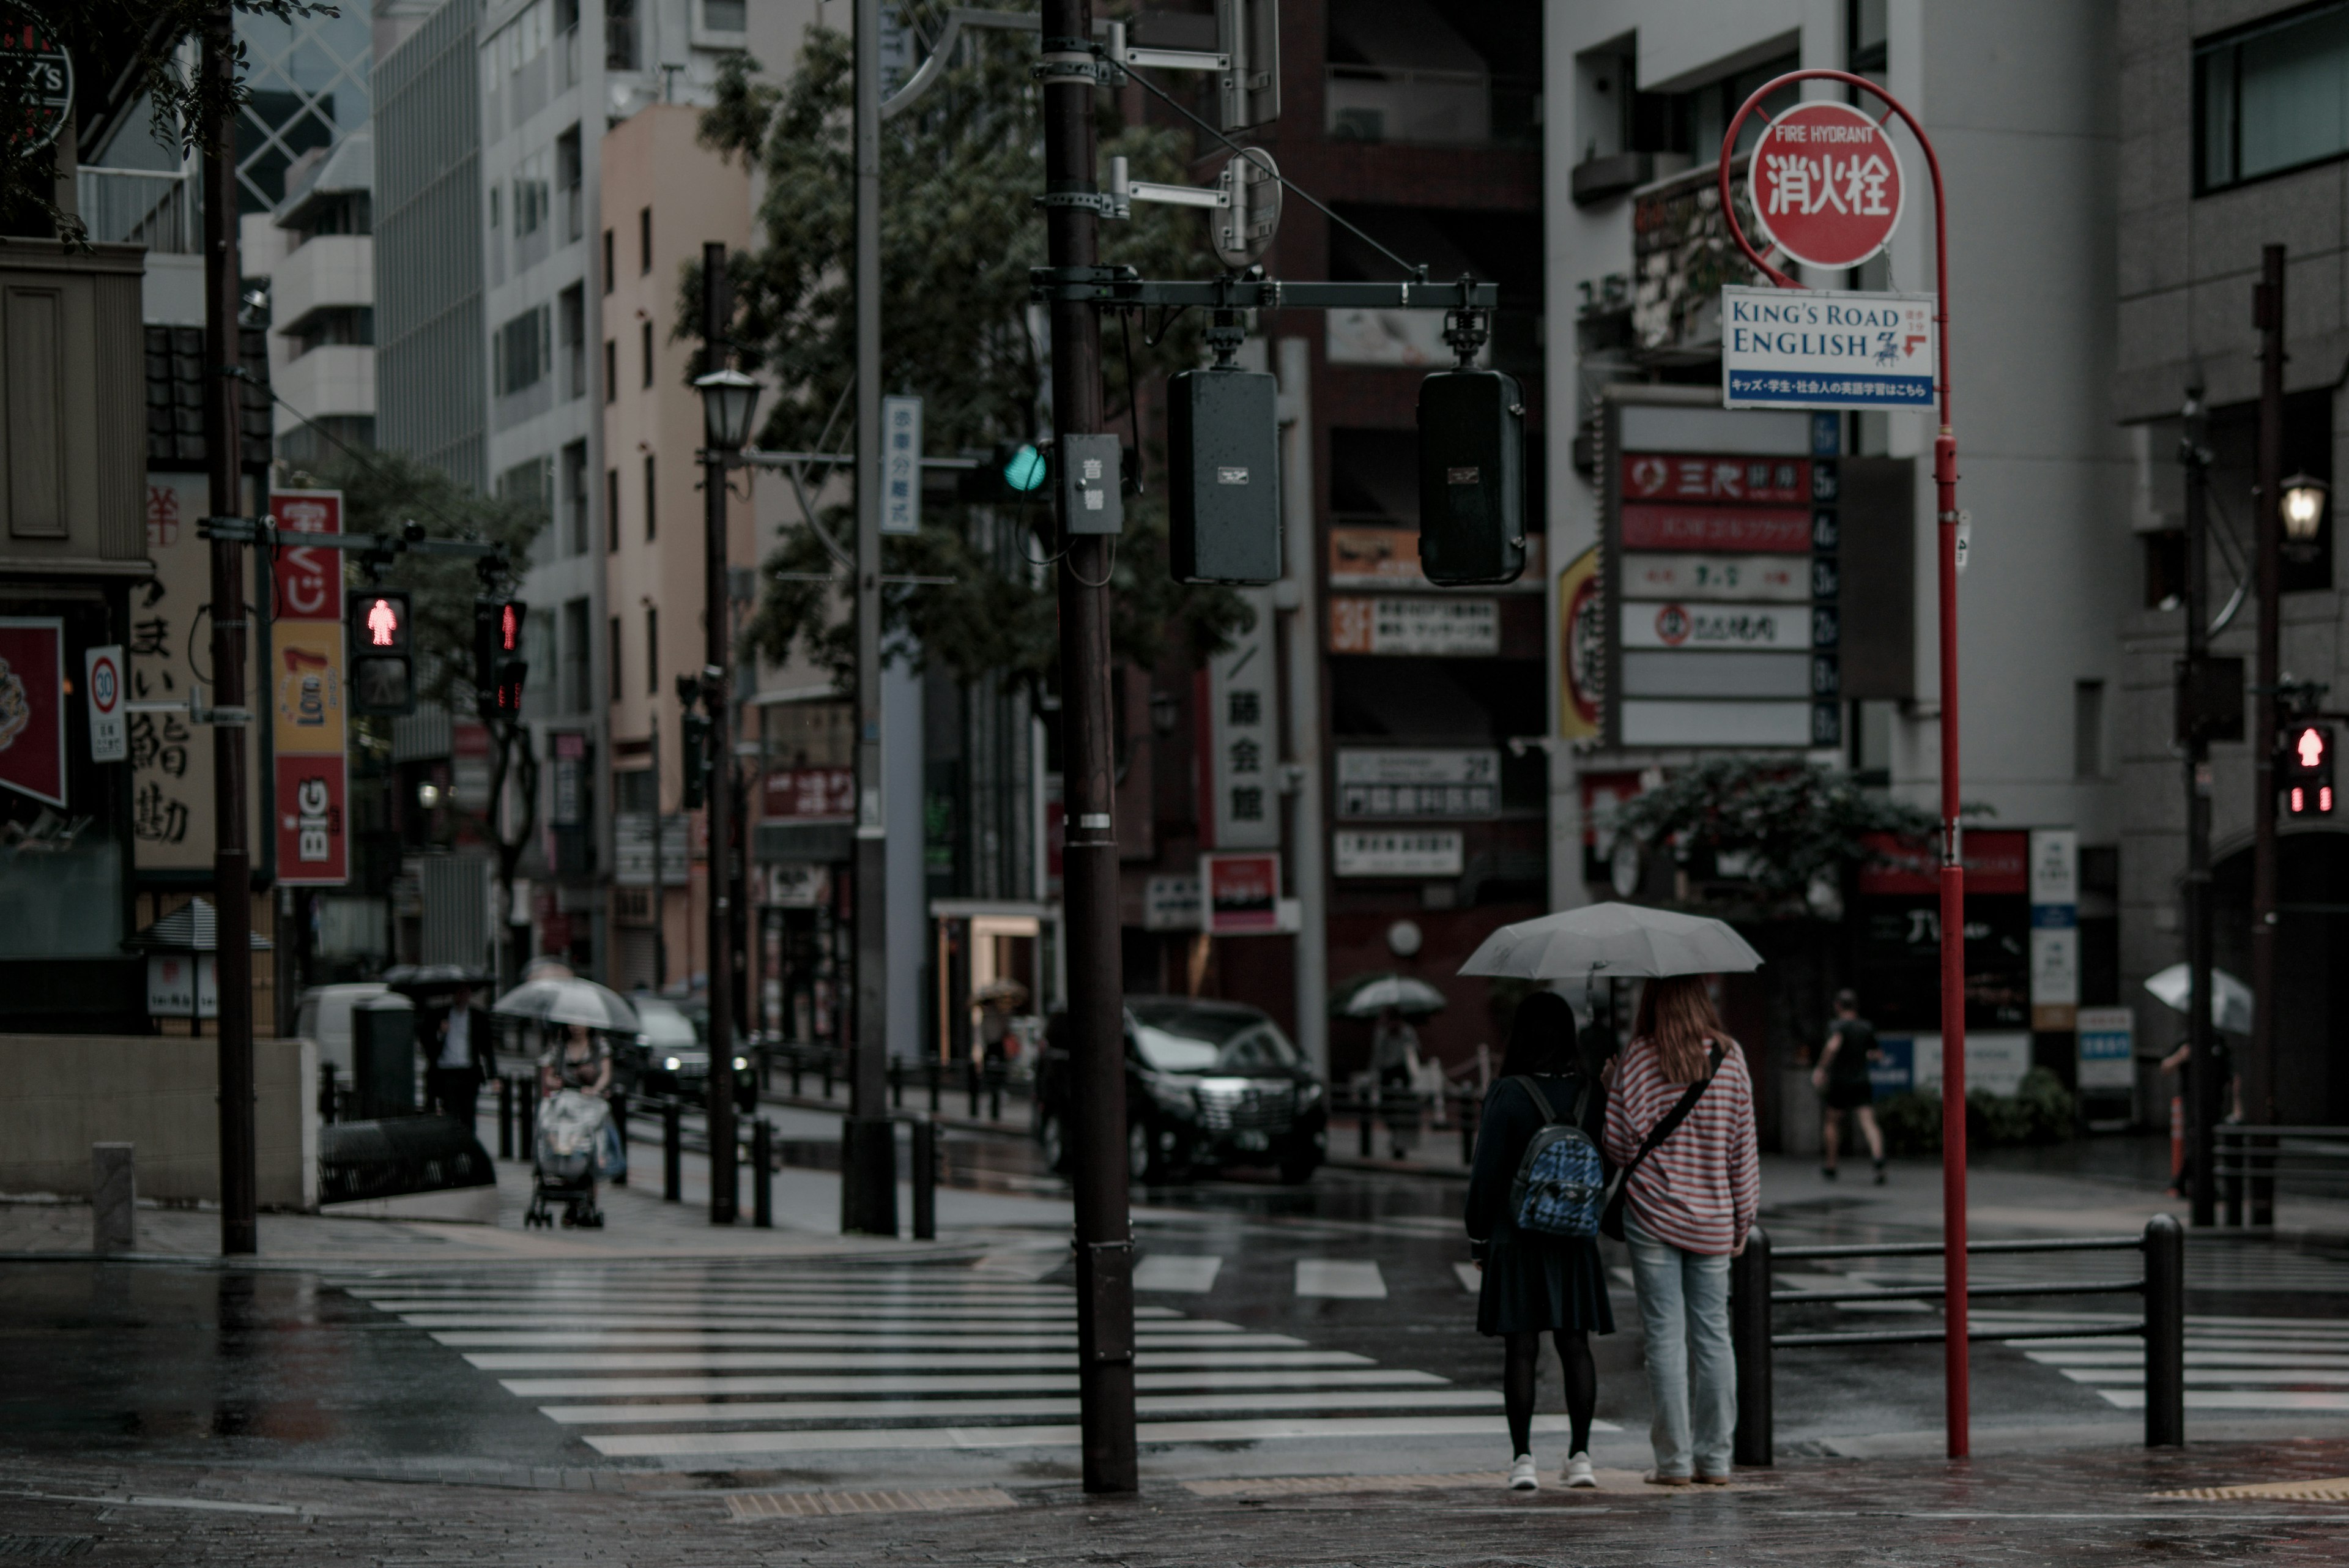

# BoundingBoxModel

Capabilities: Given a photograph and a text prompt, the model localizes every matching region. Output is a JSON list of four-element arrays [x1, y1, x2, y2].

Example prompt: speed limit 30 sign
[[85, 644, 125, 762], [1750, 100, 1904, 270]]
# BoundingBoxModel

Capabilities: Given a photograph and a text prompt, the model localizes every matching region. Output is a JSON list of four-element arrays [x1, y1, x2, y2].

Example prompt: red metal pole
[[1718, 69, 1967, 1457]]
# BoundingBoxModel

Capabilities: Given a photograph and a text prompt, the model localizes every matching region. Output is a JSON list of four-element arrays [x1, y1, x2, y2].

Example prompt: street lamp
[[696, 368, 762, 454], [2281, 472, 2329, 540]]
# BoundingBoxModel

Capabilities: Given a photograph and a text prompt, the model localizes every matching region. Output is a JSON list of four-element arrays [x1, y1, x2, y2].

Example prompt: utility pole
[[841, 0, 898, 1236], [201, 2, 257, 1257], [701, 242, 738, 1225], [650, 710, 666, 987], [2249, 245, 2284, 1167], [2180, 386, 2219, 1228], [1041, 0, 1138, 1493]]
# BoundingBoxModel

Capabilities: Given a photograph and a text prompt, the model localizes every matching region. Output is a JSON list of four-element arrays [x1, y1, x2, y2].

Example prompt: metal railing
[[2213, 1124, 2349, 1227], [1729, 1218, 2186, 1463], [78, 166, 198, 255]]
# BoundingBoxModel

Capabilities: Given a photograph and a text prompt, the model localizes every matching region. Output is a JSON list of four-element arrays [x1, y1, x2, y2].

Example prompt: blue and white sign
[[2076, 1006, 2135, 1092], [881, 393, 922, 536], [1721, 286, 1937, 410]]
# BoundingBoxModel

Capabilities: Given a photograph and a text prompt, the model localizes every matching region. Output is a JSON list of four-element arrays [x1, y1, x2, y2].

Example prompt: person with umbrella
[[1339, 975, 1445, 1159]]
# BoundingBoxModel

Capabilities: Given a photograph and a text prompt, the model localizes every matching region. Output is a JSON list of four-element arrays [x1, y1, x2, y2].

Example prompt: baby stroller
[[527, 1087, 611, 1228]]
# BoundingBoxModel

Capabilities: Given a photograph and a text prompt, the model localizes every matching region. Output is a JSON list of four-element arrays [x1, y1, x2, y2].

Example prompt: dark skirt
[[1824, 1077, 1876, 1110], [1477, 1225, 1615, 1337]]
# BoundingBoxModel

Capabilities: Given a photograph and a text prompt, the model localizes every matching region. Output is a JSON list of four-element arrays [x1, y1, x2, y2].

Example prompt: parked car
[[620, 992, 757, 1112], [1033, 995, 1327, 1184]]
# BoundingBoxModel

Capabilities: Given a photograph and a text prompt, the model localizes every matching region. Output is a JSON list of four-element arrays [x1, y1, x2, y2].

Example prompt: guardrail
[[2213, 1124, 2349, 1228], [1728, 1217, 2185, 1463], [1330, 1080, 1484, 1164]]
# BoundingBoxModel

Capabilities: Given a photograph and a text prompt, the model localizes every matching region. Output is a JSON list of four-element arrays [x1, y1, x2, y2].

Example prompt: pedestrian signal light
[[1416, 365, 1527, 586], [1001, 443, 1048, 493], [1168, 365, 1280, 584], [2285, 722, 2335, 816], [347, 589, 415, 716], [472, 598, 529, 717], [962, 440, 1052, 505], [678, 708, 711, 811]]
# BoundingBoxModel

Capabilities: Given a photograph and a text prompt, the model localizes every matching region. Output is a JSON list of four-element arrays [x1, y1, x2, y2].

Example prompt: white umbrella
[[1334, 973, 1449, 1018], [492, 976, 641, 1032], [2143, 962, 2254, 1035], [1458, 902, 1764, 982]]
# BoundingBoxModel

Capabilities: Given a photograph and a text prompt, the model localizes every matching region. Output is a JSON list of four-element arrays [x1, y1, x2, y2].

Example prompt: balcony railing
[[1323, 64, 1538, 147], [78, 167, 198, 255]]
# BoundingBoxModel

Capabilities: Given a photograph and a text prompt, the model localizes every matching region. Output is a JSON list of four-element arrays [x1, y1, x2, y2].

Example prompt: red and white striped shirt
[[1601, 1035, 1759, 1256]]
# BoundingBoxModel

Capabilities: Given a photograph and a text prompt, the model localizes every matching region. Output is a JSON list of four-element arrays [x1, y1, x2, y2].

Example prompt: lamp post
[[2282, 474, 2329, 543], [695, 262, 760, 1227]]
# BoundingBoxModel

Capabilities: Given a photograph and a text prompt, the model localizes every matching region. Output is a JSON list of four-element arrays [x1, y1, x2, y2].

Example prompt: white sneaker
[[1563, 1451, 1597, 1488], [1507, 1454, 1538, 1491]]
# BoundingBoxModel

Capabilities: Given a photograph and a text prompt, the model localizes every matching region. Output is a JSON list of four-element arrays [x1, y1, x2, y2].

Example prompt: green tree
[[693, 23, 1253, 694]]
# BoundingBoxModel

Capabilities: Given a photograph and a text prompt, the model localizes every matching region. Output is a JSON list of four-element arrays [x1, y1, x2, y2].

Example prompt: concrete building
[[2112, 0, 2349, 1128], [1544, 2, 2131, 1137], [257, 134, 377, 467]]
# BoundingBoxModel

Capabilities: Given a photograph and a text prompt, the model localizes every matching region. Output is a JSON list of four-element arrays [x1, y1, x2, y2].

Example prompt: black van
[[1033, 995, 1327, 1184]]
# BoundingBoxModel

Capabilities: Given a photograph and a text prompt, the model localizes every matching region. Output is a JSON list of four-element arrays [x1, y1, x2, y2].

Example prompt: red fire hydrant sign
[[1750, 101, 1904, 270]]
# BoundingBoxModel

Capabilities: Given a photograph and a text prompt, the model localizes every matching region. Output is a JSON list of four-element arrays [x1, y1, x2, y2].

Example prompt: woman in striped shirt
[[1601, 976, 1759, 1485]]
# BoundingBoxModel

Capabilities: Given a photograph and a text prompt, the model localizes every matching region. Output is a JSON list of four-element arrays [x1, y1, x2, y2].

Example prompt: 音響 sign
[[1722, 286, 1936, 410]]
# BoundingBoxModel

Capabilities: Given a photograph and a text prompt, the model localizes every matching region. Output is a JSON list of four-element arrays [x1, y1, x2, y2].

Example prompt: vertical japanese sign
[[0, 618, 65, 806], [880, 393, 922, 536], [269, 489, 348, 884], [132, 477, 210, 862], [1557, 544, 1601, 741], [2028, 827, 2078, 1033], [1201, 585, 1277, 849]]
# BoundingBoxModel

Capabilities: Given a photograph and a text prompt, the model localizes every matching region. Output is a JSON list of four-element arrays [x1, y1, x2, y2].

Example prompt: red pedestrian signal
[[2285, 723, 2335, 817], [347, 589, 414, 716], [365, 596, 401, 647], [473, 598, 529, 717]]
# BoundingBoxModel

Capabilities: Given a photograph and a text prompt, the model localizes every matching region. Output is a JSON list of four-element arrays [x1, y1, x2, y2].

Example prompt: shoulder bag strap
[[1508, 1075, 1559, 1125], [1619, 1042, 1725, 1183]]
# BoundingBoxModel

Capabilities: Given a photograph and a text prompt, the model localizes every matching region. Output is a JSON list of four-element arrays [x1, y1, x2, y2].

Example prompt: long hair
[[1498, 990, 1579, 1079], [1633, 976, 1727, 1084]]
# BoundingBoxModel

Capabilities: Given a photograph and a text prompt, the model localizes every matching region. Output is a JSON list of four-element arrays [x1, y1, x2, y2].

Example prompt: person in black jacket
[[1466, 990, 1614, 1491]]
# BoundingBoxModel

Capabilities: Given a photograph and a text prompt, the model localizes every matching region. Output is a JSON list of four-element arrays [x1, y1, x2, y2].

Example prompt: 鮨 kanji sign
[[1750, 100, 1903, 270]]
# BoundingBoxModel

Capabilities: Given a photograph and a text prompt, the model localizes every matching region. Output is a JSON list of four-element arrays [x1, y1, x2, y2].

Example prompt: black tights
[[1504, 1329, 1595, 1457]]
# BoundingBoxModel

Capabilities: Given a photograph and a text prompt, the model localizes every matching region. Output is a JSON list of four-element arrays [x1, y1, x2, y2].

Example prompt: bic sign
[[1748, 101, 1905, 270], [268, 490, 344, 622]]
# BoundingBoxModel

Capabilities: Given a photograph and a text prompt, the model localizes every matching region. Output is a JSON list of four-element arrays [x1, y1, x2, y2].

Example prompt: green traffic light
[[1002, 444, 1048, 492]]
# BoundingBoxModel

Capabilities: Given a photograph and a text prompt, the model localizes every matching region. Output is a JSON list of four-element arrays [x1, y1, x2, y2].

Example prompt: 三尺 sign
[[1721, 286, 1937, 410]]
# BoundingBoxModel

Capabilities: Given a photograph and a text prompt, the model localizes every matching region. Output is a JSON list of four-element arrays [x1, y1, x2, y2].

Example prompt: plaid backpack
[[1505, 1076, 1606, 1239]]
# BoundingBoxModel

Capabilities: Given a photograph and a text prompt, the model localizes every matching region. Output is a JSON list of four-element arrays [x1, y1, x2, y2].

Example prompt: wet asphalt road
[[2, 1145, 2347, 1485]]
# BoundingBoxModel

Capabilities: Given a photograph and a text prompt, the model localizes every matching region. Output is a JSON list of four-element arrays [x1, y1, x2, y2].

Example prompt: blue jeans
[[1625, 1216, 1736, 1477]]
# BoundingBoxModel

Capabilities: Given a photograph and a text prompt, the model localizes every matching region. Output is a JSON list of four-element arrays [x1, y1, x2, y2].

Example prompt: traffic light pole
[[702, 243, 740, 1227], [201, 3, 257, 1258], [2180, 390, 2220, 1229], [2249, 245, 2284, 1169], [841, 0, 898, 1237], [1039, 0, 1138, 1493]]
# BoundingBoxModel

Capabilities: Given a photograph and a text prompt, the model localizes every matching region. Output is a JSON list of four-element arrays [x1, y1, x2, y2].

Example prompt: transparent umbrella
[[2142, 963, 2254, 1036], [1458, 902, 1764, 982], [1332, 973, 1449, 1018], [492, 976, 641, 1032]]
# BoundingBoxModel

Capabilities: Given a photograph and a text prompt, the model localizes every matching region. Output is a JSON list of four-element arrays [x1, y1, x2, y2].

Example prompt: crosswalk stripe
[[459, 1348, 1377, 1371], [538, 1390, 1510, 1424], [582, 1414, 1611, 1458], [2022, 1350, 2349, 1367], [495, 1369, 1452, 1398], [2096, 1389, 2349, 1412], [365, 1299, 1158, 1319], [1132, 1254, 1222, 1293], [428, 1330, 1307, 1350], [1986, 1309, 2349, 1416], [1452, 1262, 1480, 1295], [2056, 1368, 2349, 1386], [392, 1313, 1229, 1332], [1295, 1260, 1386, 1299]]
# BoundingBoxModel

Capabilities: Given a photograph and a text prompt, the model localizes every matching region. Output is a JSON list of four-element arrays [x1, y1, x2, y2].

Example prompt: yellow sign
[[1558, 544, 1603, 741], [272, 619, 345, 756]]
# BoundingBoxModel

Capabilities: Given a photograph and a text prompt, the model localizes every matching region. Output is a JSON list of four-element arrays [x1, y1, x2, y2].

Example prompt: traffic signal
[[1416, 365, 1526, 585], [960, 439, 1052, 505], [347, 589, 415, 716], [472, 598, 528, 716], [678, 707, 711, 811], [1168, 365, 1280, 584], [2285, 722, 2336, 817]]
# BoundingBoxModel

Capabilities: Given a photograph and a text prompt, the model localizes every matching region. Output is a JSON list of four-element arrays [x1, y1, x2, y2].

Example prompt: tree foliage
[[1608, 757, 1955, 915], [4, 2, 333, 244], [694, 24, 1253, 692]]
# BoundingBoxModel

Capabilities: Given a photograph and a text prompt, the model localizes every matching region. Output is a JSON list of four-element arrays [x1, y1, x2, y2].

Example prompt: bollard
[[1731, 1225, 1773, 1467], [988, 1066, 1003, 1123], [790, 1050, 804, 1098], [2222, 1126, 2244, 1228], [662, 1098, 682, 1202], [752, 1117, 773, 1228], [2143, 1213, 2186, 1447], [2250, 1133, 2276, 1230], [967, 1058, 982, 1118], [496, 1074, 514, 1159], [759, 1042, 771, 1091], [91, 1143, 135, 1255], [890, 1057, 904, 1110], [927, 1058, 941, 1112], [1458, 1088, 1477, 1165], [711, 1111, 736, 1221], [910, 1117, 937, 1241], [522, 1082, 539, 1164], [609, 1094, 629, 1186], [1359, 1087, 1375, 1158], [319, 1061, 339, 1124]]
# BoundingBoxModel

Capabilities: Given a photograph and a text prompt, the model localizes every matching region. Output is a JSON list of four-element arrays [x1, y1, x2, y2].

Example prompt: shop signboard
[[1143, 874, 1200, 932], [1201, 850, 1280, 934], [1333, 828, 1463, 879], [1329, 596, 1499, 656], [1557, 545, 1603, 741], [1335, 748, 1499, 820], [2076, 1006, 2135, 1092], [269, 489, 347, 885], [1203, 586, 1278, 849], [0, 617, 65, 807], [2028, 828, 2079, 1032]]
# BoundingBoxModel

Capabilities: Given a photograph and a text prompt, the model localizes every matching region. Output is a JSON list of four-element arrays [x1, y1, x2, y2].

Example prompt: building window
[[1846, 0, 1887, 79], [640, 318, 655, 388], [555, 124, 583, 243], [2143, 529, 2187, 610], [643, 453, 656, 540], [603, 339, 616, 403], [606, 467, 621, 552], [607, 0, 638, 71], [2198, 4, 2349, 192], [558, 284, 585, 399], [287, 305, 374, 357], [497, 455, 555, 544], [704, 0, 746, 31], [513, 147, 550, 239], [645, 605, 659, 694], [2074, 680, 2106, 781], [494, 304, 552, 396], [561, 439, 589, 555], [639, 204, 652, 273], [609, 614, 623, 700], [602, 228, 615, 292]]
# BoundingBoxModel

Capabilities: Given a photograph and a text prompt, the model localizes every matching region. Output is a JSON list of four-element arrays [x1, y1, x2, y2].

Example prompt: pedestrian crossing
[[333, 1262, 1612, 1462], [1977, 1310, 2349, 1414]]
